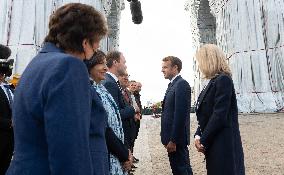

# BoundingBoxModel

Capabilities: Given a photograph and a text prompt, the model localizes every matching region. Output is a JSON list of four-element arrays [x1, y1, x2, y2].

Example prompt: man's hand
[[134, 113, 141, 121], [123, 150, 133, 171], [166, 141, 176, 153], [194, 139, 205, 154], [122, 161, 132, 171]]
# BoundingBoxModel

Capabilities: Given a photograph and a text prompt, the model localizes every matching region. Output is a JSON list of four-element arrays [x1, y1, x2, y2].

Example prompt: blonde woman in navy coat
[[194, 44, 245, 175]]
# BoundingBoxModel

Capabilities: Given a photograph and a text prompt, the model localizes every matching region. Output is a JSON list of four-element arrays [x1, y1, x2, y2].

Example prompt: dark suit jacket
[[161, 75, 191, 146], [6, 42, 93, 175], [0, 86, 13, 131], [195, 74, 245, 175], [102, 73, 135, 120]]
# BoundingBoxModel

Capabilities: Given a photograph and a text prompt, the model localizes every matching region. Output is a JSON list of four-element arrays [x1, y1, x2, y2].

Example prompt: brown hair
[[84, 50, 106, 73], [195, 44, 231, 79], [162, 56, 182, 72], [44, 3, 107, 52], [106, 51, 122, 68]]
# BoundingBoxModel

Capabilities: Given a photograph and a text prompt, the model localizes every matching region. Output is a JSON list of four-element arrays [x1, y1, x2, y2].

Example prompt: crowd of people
[[0, 3, 245, 175]]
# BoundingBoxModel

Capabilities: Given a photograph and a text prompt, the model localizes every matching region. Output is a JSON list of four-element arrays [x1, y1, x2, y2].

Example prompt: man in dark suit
[[101, 51, 139, 150], [161, 56, 193, 175], [0, 44, 14, 175]]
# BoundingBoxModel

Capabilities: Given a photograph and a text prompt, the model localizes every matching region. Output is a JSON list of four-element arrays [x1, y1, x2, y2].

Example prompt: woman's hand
[[195, 139, 205, 154]]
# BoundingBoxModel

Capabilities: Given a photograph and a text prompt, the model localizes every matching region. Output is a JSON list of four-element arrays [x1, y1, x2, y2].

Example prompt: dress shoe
[[133, 156, 139, 163]]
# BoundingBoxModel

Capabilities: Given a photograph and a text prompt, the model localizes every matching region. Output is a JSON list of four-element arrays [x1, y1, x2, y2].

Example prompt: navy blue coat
[[195, 74, 245, 175], [6, 43, 93, 175], [89, 86, 109, 175], [161, 76, 191, 146]]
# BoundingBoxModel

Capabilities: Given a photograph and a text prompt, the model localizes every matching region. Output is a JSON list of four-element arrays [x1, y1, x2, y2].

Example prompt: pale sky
[[119, 0, 194, 106]]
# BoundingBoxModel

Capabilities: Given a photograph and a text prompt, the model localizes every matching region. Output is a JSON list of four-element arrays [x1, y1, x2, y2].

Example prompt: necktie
[[4, 85, 13, 106], [122, 89, 130, 104]]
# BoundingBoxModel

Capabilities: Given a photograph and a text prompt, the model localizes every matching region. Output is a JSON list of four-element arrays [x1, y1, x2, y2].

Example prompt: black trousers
[[0, 131, 14, 175], [122, 118, 136, 149], [168, 145, 193, 175]]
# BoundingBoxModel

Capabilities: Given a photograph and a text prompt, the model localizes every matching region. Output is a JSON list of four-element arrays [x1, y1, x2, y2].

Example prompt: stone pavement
[[132, 113, 284, 175]]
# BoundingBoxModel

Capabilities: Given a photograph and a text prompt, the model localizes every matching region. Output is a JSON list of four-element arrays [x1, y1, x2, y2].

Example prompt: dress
[[93, 82, 128, 175]]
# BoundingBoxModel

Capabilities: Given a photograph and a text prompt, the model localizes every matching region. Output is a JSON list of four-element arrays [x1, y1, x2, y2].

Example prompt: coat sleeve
[[194, 126, 202, 138], [200, 75, 233, 149], [105, 127, 129, 162], [171, 80, 191, 144], [43, 57, 92, 175]]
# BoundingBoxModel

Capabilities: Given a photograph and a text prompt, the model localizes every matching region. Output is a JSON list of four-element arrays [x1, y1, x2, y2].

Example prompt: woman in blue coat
[[6, 3, 107, 175], [194, 44, 245, 175], [85, 50, 132, 175]]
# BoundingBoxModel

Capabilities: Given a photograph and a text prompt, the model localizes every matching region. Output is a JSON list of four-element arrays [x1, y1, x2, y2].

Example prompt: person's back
[[6, 3, 108, 174], [7, 45, 92, 174]]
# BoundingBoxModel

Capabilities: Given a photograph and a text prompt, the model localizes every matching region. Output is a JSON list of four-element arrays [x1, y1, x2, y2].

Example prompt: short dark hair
[[162, 56, 182, 72], [44, 3, 107, 53], [117, 69, 129, 77], [84, 50, 106, 73], [106, 51, 122, 68], [0, 44, 11, 60]]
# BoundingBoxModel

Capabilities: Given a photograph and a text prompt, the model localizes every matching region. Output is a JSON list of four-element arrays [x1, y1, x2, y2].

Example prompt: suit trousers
[[0, 131, 14, 175], [122, 118, 136, 149], [168, 145, 193, 175]]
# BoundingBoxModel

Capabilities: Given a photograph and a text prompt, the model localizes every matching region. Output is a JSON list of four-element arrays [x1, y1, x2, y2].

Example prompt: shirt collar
[[170, 74, 180, 83], [0, 82, 8, 86], [107, 72, 119, 82]]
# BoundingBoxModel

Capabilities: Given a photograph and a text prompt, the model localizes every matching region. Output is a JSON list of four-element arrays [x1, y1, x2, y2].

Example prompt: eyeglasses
[[122, 74, 130, 78]]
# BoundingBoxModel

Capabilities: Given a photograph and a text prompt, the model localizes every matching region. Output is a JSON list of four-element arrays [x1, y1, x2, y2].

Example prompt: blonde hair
[[195, 44, 231, 79]]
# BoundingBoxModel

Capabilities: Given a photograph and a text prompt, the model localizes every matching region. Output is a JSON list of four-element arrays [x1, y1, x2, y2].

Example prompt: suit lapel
[[106, 73, 116, 83], [196, 79, 214, 111], [162, 76, 181, 109]]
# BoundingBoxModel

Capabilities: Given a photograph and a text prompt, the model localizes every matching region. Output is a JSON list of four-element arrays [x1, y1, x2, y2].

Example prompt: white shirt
[[130, 94, 139, 112], [170, 74, 180, 83], [0, 82, 14, 102]]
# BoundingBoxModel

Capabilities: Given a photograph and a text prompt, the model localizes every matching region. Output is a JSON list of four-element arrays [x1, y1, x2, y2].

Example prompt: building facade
[[186, 0, 284, 112], [0, 0, 124, 75]]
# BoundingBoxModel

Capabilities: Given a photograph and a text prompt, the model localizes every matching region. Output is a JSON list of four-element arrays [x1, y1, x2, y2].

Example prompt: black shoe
[[133, 156, 139, 163], [131, 165, 138, 169]]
